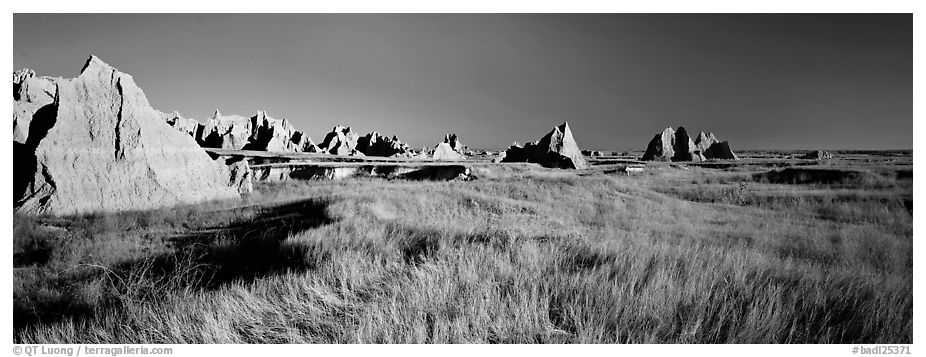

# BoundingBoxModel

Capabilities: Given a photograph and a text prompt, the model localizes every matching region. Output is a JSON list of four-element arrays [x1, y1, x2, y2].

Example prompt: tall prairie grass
[[14, 163, 912, 343]]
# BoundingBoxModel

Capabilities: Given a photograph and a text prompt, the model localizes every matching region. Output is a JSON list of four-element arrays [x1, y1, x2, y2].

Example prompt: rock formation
[[161, 111, 199, 138], [643, 127, 704, 161], [193, 110, 253, 149], [226, 159, 253, 194], [643, 127, 737, 161], [14, 56, 241, 215], [694, 131, 738, 160], [318, 125, 362, 155], [290, 131, 320, 153], [242, 111, 305, 152], [161, 109, 308, 152], [642, 127, 677, 161], [501, 122, 588, 169], [432, 142, 466, 161], [13, 69, 58, 144], [356, 132, 413, 157], [492, 150, 507, 163], [801, 150, 834, 160], [428, 133, 468, 161], [694, 131, 718, 152], [13, 68, 36, 90], [442, 133, 467, 154], [669, 127, 704, 162], [703, 140, 738, 160]]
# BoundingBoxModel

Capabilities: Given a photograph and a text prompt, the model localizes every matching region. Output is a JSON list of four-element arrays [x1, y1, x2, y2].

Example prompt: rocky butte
[[13, 56, 242, 215], [642, 126, 738, 162], [500, 122, 588, 169]]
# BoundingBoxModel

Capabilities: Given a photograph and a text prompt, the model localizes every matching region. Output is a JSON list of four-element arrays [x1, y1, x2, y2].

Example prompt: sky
[[14, 14, 912, 150]]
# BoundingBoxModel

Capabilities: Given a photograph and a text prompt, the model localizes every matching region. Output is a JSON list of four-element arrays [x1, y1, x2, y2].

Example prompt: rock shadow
[[395, 165, 473, 181], [159, 199, 335, 289], [14, 103, 58, 208], [13, 199, 334, 335], [753, 168, 868, 185]]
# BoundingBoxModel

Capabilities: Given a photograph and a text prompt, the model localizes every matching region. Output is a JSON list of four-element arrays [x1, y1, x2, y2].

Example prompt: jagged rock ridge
[[356, 132, 413, 157]]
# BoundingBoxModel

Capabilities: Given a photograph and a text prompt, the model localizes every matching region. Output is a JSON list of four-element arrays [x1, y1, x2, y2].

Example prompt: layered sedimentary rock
[[643, 127, 737, 161], [501, 122, 588, 169], [356, 132, 413, 157], [252, 163, 473, 182], [14, 56, 241, 215], [318, 125, 362, 155]]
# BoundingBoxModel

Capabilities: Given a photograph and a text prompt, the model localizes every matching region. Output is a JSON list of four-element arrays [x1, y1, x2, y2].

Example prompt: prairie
[[13, 153, 912, 343]]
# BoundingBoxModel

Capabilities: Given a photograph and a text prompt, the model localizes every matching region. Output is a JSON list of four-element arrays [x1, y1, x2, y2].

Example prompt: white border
[[4, 2, 920, 356]]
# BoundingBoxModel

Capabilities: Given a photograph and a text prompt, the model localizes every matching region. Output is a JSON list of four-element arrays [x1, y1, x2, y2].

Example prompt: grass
[[13, 159, 912, 343]]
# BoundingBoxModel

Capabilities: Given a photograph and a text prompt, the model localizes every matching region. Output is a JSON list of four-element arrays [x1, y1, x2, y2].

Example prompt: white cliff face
[[15, 56, 241, 216]]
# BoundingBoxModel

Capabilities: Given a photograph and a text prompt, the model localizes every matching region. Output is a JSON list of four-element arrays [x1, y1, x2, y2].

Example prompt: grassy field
[[13, 157, 912, 343]]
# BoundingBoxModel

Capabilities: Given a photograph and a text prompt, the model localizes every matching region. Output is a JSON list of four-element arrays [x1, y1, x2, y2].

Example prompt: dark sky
[[14, 14, 912, 150]]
